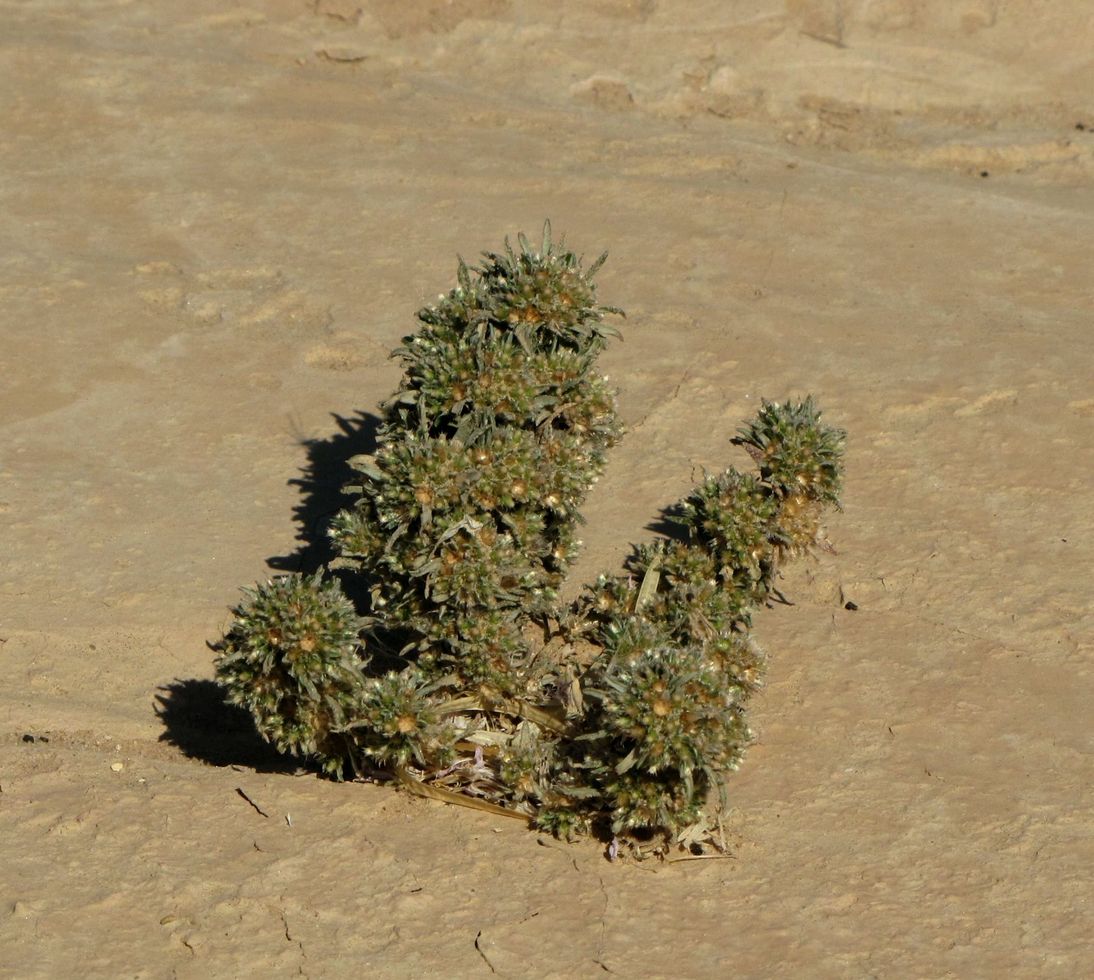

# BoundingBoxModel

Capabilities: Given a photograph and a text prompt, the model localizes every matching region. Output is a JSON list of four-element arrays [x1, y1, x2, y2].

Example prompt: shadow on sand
[[157, 410, 383, 770], [267, 411, 382, 575], [155, 679, 297, 772]]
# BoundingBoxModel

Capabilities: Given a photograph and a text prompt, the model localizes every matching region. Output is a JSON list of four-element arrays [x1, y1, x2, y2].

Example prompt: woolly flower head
[[592, 645, 750, 782], [416, 221, 622, 356], [734, 397, 845, 504], [215, 573, 366, 775]]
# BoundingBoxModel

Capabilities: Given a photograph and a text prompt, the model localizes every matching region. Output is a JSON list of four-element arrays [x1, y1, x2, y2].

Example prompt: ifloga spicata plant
[[215, 224, 846, 857]]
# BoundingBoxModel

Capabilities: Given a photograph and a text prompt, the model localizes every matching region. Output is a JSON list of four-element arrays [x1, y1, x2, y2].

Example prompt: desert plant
[[213, 227, 846, 856]]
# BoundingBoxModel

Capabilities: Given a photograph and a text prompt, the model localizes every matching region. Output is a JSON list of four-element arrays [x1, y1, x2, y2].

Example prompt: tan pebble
[[110, 761, 124, 772]]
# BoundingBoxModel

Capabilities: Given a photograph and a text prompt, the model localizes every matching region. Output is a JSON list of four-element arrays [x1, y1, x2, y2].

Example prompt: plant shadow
[[159, 412, 387, 770], [155, 679, 299, 772], [643, 498, 691, 545], [266, 411, 382, 577]]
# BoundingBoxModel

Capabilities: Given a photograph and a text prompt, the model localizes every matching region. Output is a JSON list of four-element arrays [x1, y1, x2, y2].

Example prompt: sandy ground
[[2, 2, 1093, 977]]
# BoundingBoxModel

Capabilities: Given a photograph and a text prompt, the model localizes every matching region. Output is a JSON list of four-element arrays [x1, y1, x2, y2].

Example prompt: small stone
[[110, 761, 124, 772]]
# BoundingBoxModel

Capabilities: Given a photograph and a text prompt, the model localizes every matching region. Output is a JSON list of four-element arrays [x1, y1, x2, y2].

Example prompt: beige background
[[2, 2, 1092, 976]]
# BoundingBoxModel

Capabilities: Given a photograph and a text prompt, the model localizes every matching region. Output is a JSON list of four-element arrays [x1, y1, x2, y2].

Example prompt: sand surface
[[2, 2, 1092, 977]]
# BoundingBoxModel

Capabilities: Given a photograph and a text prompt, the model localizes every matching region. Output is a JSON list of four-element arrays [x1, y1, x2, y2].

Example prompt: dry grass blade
[[395, 767, 532, 823], [635, 553, 662, 612], [665, 853, 737, 863], [509, 698, 575, 736]]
